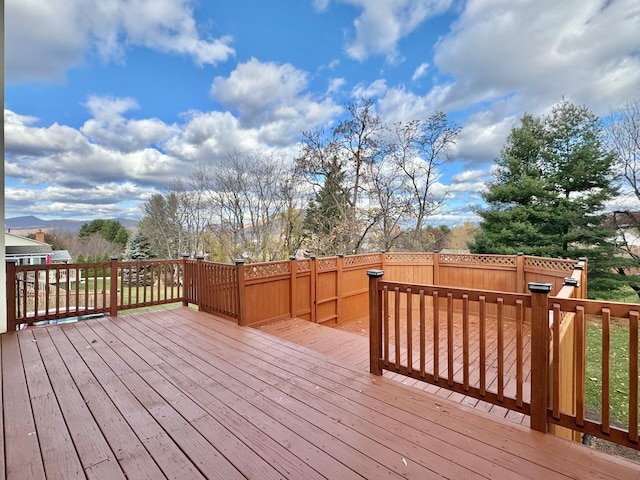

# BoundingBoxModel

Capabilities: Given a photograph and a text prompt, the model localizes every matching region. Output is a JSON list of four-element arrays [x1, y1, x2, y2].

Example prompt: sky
[[4, 0, 640, 227]]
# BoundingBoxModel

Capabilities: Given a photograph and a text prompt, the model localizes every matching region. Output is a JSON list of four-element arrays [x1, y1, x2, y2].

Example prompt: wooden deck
[[2, 307, 638, 479], [258, 316, 531, 425]]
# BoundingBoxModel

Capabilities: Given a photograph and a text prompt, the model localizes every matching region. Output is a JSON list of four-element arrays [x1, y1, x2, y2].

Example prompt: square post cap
[[528, 282, 552, 293], [367, 269, 384, 277]]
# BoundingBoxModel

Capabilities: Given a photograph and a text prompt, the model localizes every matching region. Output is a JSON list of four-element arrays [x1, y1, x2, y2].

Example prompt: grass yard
[[585, 317, 638, 428], [62, 276, 182, 308]]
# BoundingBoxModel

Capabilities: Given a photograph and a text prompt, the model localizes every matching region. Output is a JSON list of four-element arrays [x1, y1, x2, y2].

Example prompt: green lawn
[[64, 277, 182, 307], [585, 319, 637, 427]]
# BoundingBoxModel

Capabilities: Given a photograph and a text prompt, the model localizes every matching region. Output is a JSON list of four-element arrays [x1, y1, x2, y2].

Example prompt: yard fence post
[[109, 256, 119, 317], [516, 252, 525, 293], [368, 269, 384, 375], [6, 259, 17, 332], [433, 250, 440, 286], [182, 254, 190, 306], [529, 282, 552, 433], [234, 259, 246, 326]]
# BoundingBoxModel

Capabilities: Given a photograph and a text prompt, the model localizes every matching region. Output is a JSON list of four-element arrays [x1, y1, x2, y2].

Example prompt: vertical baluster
[[419, 289, 426, 378], [629, 311, 638, 443], [601, 308, 611, 435], [479, 296, 486, 397], [516, 299, 524, 408], [553, 303, 561, 419], [497, 298, 504, 403], [463, 294, 469, 392], [394, 287, 401, 367], [433, 291, 440, 383], [383, 286, 389, 367], [575, 306, 586, 428], [447, 293, 454, 387], [407, 288, 413, 374]]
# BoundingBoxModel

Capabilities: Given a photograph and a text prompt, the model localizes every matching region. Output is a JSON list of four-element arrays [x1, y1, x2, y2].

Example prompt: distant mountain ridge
[[5, 215, 138, 233]]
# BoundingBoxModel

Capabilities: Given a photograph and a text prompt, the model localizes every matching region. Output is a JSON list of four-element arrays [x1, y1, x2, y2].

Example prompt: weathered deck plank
[[1, 333, 46, 480], [17, 332, 84, 480], [1, 307, 638, 480]]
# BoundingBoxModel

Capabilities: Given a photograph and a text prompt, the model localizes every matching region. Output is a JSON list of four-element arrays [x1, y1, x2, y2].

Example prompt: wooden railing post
[[182, 254, 190, 306], [289, 256, 297, 319], [109, 256, 119, 317], [337, 254, 344, 323], [5, 259, 17, 332], [196, 255, 204, 311], [516, 252, 525, 293], [368, 269, 384, 375], [578, 257, 588, 299], [433, 250, 440, 286], [310, 256, 317, 323], [234, 259, 246, 326], [529, 282, 552, 433]]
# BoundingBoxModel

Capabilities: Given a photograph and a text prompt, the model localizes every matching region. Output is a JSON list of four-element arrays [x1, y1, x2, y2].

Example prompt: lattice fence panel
[[245, 261, 290, 279], [439, 253, 516, 266]]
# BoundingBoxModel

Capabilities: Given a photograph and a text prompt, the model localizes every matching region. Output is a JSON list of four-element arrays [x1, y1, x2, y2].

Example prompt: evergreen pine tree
[[303, 156, 352, 254], [471, 100, 622, 297], [124, 231, 155, 261], [123, 231, 156, 286]]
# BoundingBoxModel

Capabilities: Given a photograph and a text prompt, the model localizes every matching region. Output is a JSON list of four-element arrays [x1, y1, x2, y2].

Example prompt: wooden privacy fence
[[6, 251, 579, 330], [367, 259, 640, 451]]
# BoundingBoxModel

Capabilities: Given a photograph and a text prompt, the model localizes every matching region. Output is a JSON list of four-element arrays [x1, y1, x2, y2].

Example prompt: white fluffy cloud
[[434, 0, 640, 114], [5, 0, 234, 81], [210, 59, 342, 137], [338, 0, 453, 61], [4, 57, 345, 218], [80, 96, 180, 152]]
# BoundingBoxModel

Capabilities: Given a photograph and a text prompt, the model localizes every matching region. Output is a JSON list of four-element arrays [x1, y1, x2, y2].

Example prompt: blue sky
[[5, 0, 640, 226]]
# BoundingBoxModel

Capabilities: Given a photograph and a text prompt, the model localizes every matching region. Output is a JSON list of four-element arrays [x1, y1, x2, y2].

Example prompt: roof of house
[[4, 232, 53, 255], [50, 250, 72, 262]]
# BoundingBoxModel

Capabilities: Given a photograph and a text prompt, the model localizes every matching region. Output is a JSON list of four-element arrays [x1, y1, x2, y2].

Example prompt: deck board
[[1, 307, 638, 479], [259, 316, 533, 423]]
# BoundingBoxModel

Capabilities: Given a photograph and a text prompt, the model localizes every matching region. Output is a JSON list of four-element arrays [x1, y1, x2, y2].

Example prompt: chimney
[[35, 230, 45, 243]]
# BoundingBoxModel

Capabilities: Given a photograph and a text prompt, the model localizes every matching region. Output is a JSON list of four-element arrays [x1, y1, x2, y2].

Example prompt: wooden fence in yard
[[6, 251, 576, 329]]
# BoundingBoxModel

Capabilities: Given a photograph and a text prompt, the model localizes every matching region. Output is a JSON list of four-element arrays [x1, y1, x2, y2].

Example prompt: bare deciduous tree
[[204, 152, 303, 262], [392, 114, 461, 250]]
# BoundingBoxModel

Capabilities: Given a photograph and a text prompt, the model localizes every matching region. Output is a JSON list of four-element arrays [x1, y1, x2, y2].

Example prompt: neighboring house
[[5, 231, 53, 265], [5, 231, 76, 283]]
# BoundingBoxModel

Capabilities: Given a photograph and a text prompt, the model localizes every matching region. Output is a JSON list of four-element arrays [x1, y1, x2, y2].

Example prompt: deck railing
[[367, 274, 533, 414], [548, 294, 639, 449], [368, 259, 640, 451], [5, 251, 581, 330]]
